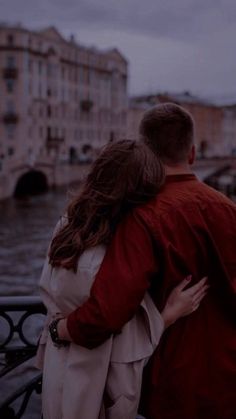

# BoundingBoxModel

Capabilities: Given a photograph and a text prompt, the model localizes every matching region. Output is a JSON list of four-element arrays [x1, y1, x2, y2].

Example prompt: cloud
[[71, 26, 236, 96], [1, 0, 236, 42]]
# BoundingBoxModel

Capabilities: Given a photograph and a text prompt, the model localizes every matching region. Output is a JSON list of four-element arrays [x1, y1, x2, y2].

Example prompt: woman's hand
[[161, 276, 209, 328]]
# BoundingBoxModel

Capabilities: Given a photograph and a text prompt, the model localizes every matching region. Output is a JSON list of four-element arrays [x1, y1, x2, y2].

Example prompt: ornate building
[[0, 24, 128, 197]]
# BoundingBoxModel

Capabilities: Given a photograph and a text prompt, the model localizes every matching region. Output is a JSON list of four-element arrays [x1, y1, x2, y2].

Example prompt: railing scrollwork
[[0, 296, 46, 418]]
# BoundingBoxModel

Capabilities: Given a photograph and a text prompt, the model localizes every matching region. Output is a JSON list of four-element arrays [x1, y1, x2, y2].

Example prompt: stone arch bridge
[[0, 156, 90, 200], [10, 160, 55, 197]]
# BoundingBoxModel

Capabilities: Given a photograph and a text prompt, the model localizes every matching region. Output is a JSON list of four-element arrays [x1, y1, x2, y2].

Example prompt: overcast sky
[[1, 0, 236, 99]]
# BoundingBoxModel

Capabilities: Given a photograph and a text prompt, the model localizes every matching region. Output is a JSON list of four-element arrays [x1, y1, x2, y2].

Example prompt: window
[[7, 34, 14, 46], [38, 61, 42, 75], [47, 127, 51, 138], [6, 124, 15, 138], [47, 63, 54, 77], [39, 107, 43, 118], [6, 56, 16, 69], [47, 105, 51, 118], [84, 68, 89, 84], [28, 59, 33, 73], [62, 104, 66, 117], [6, 79, 14, 93], [7, 101, 14, 113], [74, 69, 78, 83], [8, 147, 14, 156], [38, 84, 42, 98]]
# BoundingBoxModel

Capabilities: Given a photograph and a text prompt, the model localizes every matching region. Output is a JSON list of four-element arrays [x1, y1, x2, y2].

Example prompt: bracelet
[[48, 318, 70, 348]]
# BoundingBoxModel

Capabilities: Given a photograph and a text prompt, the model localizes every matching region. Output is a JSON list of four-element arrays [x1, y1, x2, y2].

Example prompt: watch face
[[49, 319, 59, 341], [49, 319, 69, 347]]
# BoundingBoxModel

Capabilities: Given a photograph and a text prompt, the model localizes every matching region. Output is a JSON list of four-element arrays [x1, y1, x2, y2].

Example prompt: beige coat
[[37, 242, 164, 419]]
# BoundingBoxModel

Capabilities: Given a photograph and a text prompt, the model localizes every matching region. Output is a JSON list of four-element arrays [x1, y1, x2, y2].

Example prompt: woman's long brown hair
[[49, 140, 165, 272]]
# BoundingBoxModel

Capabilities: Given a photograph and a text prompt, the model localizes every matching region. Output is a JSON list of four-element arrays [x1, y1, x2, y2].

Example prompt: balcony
[[3, 112, 19, 124], [46, 136, 64, 149], [80, 99, 93, 112], [3, 68, 18, 79]]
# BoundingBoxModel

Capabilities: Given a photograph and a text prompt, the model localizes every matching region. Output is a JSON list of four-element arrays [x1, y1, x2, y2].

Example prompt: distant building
[[127, 98, 150, 140], [222, 105, 236, 156], [0, 24, 128, 175], [127, 92, 229, 158], [169, 93, 224, 158]]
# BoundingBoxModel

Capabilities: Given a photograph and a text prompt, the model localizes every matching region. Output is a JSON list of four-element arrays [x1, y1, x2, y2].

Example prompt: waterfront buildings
[[0, 24, 128, 198], [0, 22, 236, 200]]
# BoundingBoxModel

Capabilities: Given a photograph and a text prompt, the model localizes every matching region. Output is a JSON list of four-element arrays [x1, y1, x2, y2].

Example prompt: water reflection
[[0, 187, 77, 296]]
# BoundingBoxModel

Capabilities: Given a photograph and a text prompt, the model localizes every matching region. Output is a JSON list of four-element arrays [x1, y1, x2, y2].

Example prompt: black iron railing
[[0, 296, 46, 419]]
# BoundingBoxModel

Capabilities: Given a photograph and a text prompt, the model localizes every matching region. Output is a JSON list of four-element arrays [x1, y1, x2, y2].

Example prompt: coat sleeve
[[67, 210, 159, 348]]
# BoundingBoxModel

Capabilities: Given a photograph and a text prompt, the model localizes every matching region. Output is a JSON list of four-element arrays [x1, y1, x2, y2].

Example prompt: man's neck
[[164, 163, 193, 176]]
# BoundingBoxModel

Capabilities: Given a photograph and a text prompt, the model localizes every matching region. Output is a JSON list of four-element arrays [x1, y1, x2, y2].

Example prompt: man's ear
[[188, 145, 195, 165]]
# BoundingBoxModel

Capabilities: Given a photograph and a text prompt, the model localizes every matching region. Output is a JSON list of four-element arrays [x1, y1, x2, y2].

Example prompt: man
[[57, 103, 236, 419]]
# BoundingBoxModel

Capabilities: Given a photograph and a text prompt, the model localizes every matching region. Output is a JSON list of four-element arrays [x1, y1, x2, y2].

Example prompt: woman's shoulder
[[77, 244, 107, 273]]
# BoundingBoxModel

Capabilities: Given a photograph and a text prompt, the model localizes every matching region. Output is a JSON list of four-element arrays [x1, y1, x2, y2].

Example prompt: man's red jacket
[[67, 174, 236, 419]]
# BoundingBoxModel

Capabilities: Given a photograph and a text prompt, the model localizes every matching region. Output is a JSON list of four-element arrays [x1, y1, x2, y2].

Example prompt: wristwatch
[[48, 318, 70, 348]]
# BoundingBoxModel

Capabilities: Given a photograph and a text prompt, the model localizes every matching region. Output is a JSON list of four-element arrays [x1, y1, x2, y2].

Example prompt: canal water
[[0, 187, 77, 296], [0, 186, 79, 418]]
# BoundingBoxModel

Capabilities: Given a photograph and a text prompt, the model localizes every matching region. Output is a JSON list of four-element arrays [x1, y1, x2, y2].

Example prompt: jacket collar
[[165, 173, 197, 184]]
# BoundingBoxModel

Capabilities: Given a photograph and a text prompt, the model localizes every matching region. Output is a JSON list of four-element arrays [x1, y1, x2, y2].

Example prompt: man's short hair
[[139, 103, 195, 164]]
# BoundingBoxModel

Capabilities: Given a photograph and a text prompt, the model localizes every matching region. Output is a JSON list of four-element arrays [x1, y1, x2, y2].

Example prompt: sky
[[1, 0, 236, 100]]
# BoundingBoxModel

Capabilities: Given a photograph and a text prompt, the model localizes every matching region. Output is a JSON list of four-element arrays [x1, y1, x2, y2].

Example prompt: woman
[[36, 140, 208, 419]]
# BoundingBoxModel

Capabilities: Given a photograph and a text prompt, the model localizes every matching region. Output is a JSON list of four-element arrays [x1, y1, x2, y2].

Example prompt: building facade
[[0, 24, 128, 198], [222, 105, 236, 156]]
